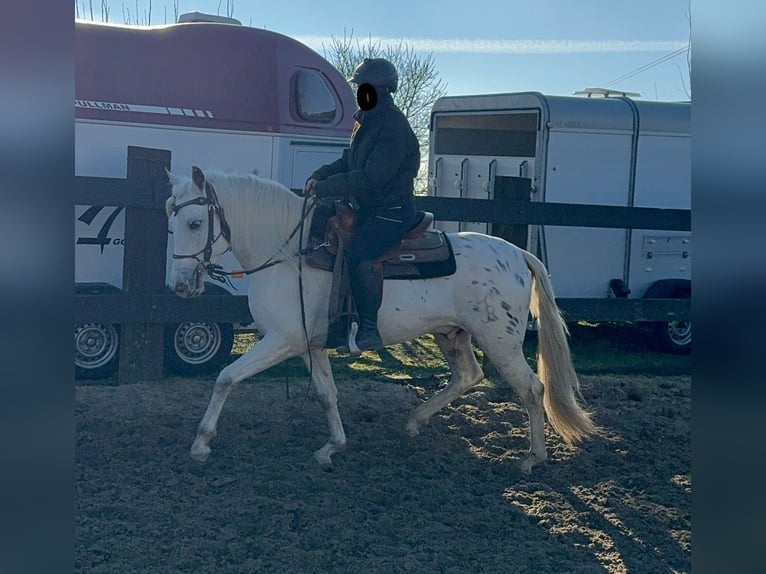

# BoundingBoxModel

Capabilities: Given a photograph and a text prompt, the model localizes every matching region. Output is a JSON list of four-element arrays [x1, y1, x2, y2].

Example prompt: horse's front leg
[[190, 333, 299, 462], [300, 349, 347, 466]]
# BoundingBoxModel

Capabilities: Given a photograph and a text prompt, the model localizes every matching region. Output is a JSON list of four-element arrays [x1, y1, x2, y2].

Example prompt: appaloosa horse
[[165, 167, 597, 473]]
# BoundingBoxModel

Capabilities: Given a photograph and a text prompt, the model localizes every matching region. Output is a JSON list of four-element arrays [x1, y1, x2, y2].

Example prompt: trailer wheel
[[652, 290, 691, 354], [75, 322, 120, 379], [164, 321, 234, 375]]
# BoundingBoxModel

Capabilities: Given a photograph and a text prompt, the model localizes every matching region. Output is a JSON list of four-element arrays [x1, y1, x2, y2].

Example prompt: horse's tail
[[522, 250, 599, 445]]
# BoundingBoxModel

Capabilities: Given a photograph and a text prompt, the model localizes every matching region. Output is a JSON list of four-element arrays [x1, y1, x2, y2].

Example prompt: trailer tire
[[75, 283, 123, 380], [164, 320, 234, 375], [652, 290, 691, 354], [163, 283, 237, 375], [75, 321, 120, 380]]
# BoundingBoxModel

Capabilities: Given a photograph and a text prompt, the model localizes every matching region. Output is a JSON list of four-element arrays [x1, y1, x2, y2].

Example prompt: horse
[[165, 166, 598, 473]]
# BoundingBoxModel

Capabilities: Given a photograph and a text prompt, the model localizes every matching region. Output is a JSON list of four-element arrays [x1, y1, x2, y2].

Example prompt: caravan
[[427, 90, 691, 352], [75, 15, 355, 377]]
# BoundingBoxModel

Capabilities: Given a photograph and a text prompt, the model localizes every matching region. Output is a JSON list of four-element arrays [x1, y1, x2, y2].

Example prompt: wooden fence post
[[118, 146, 171, 383]]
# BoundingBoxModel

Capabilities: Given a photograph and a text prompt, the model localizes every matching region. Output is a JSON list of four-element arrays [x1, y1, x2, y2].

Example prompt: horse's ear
[[165, 168, 181, 188], [165, 195, 176, 218], [192, 166, 205, 190]]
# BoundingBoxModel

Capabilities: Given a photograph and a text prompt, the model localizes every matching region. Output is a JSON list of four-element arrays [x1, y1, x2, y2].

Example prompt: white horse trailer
[[75, 15, 355, 378], [427, 91, 691, 352]]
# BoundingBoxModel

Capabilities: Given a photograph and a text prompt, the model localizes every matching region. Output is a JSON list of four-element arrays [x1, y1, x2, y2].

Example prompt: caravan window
[[434, 112, 538, 157], [293, 69, 337, 123]]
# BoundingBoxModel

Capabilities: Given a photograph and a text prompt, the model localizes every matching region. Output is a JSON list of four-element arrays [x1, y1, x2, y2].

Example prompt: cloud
[[295, 36, 687, 55]]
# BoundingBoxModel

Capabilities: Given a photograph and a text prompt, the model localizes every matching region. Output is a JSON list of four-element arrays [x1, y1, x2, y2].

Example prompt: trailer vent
[[573, 87, 641, 98], [177, 12, 242, 25]]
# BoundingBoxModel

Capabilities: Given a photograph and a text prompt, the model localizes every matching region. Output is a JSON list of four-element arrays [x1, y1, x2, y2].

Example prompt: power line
[[606, 45, 690, 87]]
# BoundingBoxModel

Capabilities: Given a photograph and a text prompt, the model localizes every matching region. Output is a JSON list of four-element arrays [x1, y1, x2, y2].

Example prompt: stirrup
[[336, 322, 383, 356]]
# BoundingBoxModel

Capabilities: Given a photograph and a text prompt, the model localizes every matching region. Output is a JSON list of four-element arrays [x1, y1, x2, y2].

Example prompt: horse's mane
[[180, 170, 306, 267]]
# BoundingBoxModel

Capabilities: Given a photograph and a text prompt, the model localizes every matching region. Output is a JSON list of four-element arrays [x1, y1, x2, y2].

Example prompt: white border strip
[[76, 99, 215, 119]]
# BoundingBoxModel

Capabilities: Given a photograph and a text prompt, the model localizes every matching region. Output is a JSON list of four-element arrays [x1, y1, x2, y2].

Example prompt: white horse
[[165, 167, 598, 473]]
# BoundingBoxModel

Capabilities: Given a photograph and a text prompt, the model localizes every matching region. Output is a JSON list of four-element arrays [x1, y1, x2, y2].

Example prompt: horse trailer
[[427, 91, 691, 353], [75, 15, 356, 378]]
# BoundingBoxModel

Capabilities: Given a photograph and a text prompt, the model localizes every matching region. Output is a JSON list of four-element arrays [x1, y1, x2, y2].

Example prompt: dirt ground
[[75, 367, 690, 573]]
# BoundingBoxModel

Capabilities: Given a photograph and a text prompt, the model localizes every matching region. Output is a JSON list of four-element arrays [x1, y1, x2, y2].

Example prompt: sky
[[76, 0, 693, 101]]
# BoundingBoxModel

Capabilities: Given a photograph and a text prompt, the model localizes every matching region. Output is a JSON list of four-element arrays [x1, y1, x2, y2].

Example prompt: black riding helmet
[[348, 58, 399, 93]]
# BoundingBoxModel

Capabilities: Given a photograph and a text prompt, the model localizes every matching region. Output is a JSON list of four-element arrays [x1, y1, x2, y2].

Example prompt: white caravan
[[75, 15, 355, 378], [427, 90, 691, 353]]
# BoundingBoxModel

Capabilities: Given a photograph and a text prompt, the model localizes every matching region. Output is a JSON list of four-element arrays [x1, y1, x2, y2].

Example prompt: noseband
[[171, 181, 232, 284]]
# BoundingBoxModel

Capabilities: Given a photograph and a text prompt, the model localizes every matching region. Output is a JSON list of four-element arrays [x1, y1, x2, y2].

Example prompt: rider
[[304, 58, 420, 353]]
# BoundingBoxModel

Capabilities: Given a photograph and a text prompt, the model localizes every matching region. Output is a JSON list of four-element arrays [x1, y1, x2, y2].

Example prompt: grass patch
[[228, 321, 690, 383], [565, 322, 690, 376]]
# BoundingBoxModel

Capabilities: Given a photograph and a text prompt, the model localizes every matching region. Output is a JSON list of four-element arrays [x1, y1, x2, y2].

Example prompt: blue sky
[[78, 0, 693, 101]]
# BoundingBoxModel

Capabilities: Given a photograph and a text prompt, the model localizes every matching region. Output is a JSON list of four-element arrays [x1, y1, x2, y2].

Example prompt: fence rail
[[75, 147, 691, 382], [416, 196, 691, 231]]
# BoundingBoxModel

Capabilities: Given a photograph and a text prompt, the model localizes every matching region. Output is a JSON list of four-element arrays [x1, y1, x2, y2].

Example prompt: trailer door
[[430, 112, 538, 234], [542, 128, 632, 298]]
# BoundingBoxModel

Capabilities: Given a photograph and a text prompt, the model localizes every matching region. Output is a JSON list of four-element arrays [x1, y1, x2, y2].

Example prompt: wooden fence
[[75, 147, 690, 382]]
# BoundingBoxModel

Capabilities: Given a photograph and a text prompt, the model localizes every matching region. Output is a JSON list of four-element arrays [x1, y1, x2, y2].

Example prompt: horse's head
[[165, 166, 232, 297]]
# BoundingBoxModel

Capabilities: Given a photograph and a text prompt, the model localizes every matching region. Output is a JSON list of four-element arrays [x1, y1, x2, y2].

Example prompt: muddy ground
[[75, 361, 690, 573]]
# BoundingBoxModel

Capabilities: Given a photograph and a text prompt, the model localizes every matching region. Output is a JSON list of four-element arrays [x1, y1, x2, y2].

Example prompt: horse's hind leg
[[300, 349, 347, 466], [405, 329, 484, 437], [481, 344, 547, 473]]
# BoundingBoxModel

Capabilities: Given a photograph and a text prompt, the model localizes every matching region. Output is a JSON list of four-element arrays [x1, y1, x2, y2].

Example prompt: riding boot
[[349, 260, 383, 354]]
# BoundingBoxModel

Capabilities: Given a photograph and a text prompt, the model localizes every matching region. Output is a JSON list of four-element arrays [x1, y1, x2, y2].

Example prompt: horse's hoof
[[313, 443, 337, 467], [405, 421, 420, 438], [519, 455, 546, 474], [313, 451, 332, 467], [190, 441, 211, 462]]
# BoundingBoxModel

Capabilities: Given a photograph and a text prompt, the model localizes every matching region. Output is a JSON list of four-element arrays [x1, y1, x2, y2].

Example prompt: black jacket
[[310, 96, 420, 214]]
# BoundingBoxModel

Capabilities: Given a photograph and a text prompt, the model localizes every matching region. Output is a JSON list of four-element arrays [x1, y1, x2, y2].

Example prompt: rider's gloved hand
[[304, 178, 317, 196]]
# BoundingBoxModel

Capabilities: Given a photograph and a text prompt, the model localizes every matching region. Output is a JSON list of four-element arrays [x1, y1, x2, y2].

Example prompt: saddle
[[304, 202, 455, 279], [303, 201, 457, 349]]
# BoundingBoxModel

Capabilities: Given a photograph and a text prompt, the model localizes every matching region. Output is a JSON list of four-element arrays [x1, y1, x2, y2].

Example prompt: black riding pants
[[347, 205, 417, 270]]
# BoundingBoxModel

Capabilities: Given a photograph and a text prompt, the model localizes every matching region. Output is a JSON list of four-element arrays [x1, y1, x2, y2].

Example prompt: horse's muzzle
[[174, 280, 203, 298]]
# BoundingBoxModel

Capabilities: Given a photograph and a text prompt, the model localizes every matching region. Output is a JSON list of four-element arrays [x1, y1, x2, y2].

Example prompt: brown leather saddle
[[303, 201, 456, 349], [304, 203, 455, 279]]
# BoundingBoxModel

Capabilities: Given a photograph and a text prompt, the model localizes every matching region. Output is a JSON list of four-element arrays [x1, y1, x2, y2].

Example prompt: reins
[[296, 195, 314, 409], [211, 194, 317, 287]]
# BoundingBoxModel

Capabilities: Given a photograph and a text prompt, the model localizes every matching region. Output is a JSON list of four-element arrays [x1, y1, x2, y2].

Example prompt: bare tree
[[323, 30, 447, 192], [79, 1, 233, 24], [216, 0, 234, 18], [77, 0, 99, 22]]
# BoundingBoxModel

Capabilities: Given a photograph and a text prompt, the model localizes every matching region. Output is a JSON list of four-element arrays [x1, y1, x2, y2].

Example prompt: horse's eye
[[189, 220, 202, 231]]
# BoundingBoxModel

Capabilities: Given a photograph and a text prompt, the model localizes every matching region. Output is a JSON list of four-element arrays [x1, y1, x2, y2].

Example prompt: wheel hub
[[75, 323, 118, 368], [667, 320, 691, 346], [174, 322, 221, 364]]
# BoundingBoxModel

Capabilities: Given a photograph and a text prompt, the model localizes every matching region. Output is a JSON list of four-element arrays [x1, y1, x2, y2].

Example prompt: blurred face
[[356, 83, 378, 111]]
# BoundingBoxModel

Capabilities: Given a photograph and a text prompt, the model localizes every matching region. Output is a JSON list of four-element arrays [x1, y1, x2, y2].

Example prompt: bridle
[[169, 180, 317, 287], [170, 180, 233, 285]]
